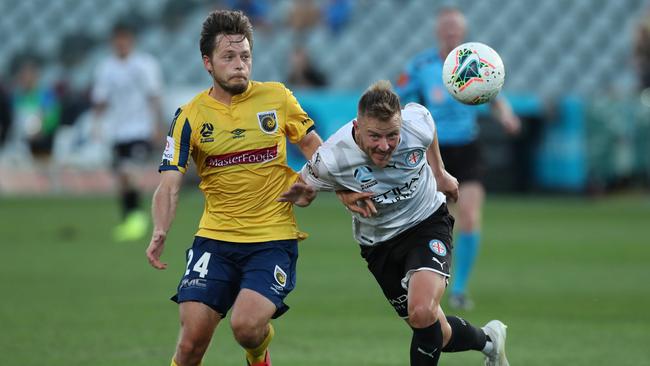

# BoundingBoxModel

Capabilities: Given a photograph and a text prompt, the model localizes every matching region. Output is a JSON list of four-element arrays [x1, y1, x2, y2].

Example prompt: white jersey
[[301, 103, 446, 246], [91, 52, 162, 143]]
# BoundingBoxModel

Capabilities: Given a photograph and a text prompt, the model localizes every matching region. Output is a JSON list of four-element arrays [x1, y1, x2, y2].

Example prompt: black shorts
[[439, 140, 483, 183], [360, 204, 455, 318], [112, 140, 152, 170]]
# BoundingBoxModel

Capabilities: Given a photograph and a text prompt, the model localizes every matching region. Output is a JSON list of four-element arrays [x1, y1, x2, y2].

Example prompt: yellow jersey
[[160, 81, 315, 242]]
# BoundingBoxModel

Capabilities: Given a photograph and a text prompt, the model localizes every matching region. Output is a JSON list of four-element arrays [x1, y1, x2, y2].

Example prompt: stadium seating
[[2, 0, 647, 96]]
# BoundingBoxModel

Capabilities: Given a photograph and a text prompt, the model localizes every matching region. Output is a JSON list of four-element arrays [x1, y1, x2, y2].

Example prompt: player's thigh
[[238, 240, 298, 319], [408, 270, 446, 311], [178, 301, 221, 344], [230, 288, 277, 329], [173, 237, 241, 318]]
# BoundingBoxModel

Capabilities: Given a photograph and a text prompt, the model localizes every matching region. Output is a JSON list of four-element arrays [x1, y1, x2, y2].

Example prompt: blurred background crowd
[[0, 0, 649, 195]]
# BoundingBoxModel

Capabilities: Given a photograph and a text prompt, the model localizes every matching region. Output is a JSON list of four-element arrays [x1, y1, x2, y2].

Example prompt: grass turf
[[0, 192, 648, 365]]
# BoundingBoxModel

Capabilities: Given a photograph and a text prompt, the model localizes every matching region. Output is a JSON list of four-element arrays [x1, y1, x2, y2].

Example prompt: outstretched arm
[[296, 130, 323, 160], [278, 180, 317, 207], [490, 98, 521, 135], [146, 170, 183, 269]]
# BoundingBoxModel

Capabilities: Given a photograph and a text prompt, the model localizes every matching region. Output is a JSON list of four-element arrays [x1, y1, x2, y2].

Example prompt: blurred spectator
[[287, 46, 328, 88], [56, 33, 94, 127], [7, 53, 61, 161], [634, 8, 650, 91], [91, 21, 164, 242], [226, 0, 270, 29], [0, 82, 10, 148], [323, 0, 352, 35], [287, 0, 321, 32]]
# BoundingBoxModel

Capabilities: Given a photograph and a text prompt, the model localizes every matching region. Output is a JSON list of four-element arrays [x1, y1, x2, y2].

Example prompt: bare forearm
[[426, 131, 446, 177], [298, 131, 323, 160], [151, 183, 179, 235]]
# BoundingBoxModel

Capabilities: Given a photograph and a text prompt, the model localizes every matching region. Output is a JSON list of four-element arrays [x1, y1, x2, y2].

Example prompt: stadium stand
[[1, 0, 646, 96]]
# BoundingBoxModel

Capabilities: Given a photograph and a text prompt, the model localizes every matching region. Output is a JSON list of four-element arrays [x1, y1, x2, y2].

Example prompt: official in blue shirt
[[396, 6, 520, 310]]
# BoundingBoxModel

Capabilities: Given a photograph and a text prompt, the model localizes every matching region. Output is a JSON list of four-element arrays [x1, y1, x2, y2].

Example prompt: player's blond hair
[[358, 80, 401, 121]]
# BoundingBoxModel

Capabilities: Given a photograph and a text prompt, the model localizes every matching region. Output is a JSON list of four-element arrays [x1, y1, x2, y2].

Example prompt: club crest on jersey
[[405, 149, 424, 167], [257, 110, 279, 134], [353, 166, 378, 190], [274, 265, 287, 287], [429, 240, 447, 256], [200, 122, 214, 143]]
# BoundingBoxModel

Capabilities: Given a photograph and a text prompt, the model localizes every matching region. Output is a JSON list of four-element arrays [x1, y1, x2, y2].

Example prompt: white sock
[[482, 339, 494, 355]]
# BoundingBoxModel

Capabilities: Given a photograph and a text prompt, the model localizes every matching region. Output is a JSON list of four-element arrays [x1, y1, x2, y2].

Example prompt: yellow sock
[[171, 358, 201, 366], [245, 323, 275, 364]]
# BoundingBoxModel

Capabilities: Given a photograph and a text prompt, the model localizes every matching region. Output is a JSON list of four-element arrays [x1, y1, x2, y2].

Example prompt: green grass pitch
[[1, 192, 649, 365]]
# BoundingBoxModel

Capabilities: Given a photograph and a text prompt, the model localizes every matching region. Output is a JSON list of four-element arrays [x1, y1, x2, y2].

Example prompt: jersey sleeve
[[284, 87, 315, 144], [395, 58, 422, 104], [299, 150, 342, 191], [159, 107, 194, 174]]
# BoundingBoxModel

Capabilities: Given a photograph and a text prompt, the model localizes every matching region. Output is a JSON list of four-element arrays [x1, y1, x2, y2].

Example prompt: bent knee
[[408, 304, 439, 329], [231, 320, 265, 347], [176, 338, 209, 361]]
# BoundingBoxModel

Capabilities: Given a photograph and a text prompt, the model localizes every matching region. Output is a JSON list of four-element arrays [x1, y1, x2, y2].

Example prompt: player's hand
[[336, 190, 377, 218], [146, 230, 168, 270], [278, 182, 317, 207], [436, 170, 459, 203]]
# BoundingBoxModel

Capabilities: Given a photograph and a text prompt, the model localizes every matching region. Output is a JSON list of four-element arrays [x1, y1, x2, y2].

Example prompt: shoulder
[[403, 103, 433, 123], [176, 90, 210, 125], [318, 121, 355, 164], [248, 81, 294, 103], [401, 103, 435, 140], [251, 81, 290, 95], [407, 48, 440, 70]]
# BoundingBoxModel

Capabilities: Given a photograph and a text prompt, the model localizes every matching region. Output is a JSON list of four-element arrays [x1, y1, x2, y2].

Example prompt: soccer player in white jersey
[[280, 81, 509, 366], [92, 21, 164, 241]]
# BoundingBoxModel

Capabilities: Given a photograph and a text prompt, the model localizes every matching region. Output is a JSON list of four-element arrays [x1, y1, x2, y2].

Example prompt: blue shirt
[[396, 48, 478, 146]]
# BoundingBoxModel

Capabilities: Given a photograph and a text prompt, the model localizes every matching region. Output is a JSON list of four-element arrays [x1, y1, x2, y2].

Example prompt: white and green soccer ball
[[442, 42, 505, 105]]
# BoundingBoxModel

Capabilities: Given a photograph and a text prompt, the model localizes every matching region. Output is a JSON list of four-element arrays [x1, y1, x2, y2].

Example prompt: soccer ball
[[442, 42, 505, 105]]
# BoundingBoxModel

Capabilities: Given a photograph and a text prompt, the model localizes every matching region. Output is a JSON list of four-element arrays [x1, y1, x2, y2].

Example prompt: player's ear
[[202, 55, 213, 74]]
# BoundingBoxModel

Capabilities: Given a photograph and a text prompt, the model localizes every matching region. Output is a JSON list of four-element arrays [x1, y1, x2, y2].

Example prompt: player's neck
[[209, 85, 234, 105]]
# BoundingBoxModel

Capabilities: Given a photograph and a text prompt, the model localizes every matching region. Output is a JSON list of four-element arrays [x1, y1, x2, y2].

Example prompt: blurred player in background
[[281, 81, 509, 366], [145, 10, 322, 366], [396, 7, 520, 310], [91, 21, 164, 242]]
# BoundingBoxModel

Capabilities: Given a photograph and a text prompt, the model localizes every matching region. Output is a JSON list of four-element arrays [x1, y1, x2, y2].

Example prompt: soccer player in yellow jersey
[[145, 10, 322, 366]]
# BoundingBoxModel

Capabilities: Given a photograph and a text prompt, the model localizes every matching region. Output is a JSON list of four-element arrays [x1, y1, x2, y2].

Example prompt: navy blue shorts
[[171, 236, 298, 319]]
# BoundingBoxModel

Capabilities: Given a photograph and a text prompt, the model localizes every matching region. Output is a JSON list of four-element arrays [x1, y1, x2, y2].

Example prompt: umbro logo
[[231, 128, 245, 139]]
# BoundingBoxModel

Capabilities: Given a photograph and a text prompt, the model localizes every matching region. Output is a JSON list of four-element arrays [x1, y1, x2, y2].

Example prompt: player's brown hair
[[200, 10, 254, 57], [358, 80, 401, 121]]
